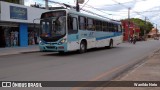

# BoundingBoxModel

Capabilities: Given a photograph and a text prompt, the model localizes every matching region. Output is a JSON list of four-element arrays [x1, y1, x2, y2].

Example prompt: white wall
[[0, 1, 49, 24]]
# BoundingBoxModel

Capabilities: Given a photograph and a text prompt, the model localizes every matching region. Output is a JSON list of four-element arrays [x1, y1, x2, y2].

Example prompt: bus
[[38, 9, 123, 53]]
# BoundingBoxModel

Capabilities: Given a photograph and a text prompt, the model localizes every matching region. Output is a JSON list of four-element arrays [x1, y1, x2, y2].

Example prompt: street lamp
[[144, 17, 147, 39]]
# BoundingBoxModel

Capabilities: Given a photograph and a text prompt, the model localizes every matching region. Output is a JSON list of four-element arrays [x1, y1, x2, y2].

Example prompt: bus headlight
[[39, 40, 44, 45], [58, 38, 66, 45]]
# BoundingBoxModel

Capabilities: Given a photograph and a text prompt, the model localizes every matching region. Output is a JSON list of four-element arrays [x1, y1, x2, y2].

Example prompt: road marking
[[71, 59, 138, 90]]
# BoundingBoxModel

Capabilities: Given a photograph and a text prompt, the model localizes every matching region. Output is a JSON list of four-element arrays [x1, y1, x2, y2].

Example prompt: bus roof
[[41, 9, 121, 25], [67, 9, 121, 24]]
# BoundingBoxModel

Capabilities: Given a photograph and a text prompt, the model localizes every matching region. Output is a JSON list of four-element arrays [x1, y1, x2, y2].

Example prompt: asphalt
[[0, 42, 160, 90], [94, 45, 160, 90], [0, 45, 39, 56]]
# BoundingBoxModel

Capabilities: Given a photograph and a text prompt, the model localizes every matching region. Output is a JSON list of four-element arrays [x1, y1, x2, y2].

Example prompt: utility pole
[[144, 17, 147, 40], [76, 0, 80, 12], [45, 0, 49, 9], [128, 8, 131, 42], [156, 24, 157, 37]]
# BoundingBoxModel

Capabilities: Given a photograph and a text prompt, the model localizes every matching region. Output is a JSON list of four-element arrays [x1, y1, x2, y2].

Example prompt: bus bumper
[[39, 44, 67, 52]]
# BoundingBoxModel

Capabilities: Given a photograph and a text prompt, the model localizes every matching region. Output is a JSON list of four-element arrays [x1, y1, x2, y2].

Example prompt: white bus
[[39, 9, 123, 53]]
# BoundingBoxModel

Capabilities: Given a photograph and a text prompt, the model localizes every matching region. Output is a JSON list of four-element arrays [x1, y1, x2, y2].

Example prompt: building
[[0, 1, 49, 47], [148, 28, 160, 38], [121, 20, 140, 41]]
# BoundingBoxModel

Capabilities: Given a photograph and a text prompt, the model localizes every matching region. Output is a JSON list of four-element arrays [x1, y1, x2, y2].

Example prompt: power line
[[43, 0, 116, 21], [100, 1, 135, 7], [85, 4, 115, 15], [137, 9, 160, 13], [80, 0, 89, 10], [84, 4, 125, 17], [81, 8, 115, 21], [111, 0, 146, 17]]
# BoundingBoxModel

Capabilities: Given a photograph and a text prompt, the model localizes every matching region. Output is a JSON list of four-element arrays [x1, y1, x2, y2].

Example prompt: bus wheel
[[109, 39, 113, 48], [58, 51, 65, 54], [79, 41, 86, 53], [40, 49, 44, 52]]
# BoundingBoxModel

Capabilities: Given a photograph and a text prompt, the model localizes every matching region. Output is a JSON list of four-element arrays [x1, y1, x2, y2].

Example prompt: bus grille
[[46, 46, 56, 49]]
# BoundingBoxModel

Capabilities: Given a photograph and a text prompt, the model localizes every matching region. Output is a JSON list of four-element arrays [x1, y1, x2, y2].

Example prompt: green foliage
[[122, 18, 153, 36]]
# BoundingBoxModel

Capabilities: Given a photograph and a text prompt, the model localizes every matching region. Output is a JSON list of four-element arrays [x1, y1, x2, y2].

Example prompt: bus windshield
[[52, 16, 66, 36], [40, 16, 66, 42]]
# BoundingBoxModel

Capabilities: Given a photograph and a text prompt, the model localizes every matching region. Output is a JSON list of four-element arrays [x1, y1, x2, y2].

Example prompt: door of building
[[0, 26, 6, 47]]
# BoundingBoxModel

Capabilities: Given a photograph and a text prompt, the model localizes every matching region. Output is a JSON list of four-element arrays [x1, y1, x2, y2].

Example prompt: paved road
[[0, 40, 160, 89]]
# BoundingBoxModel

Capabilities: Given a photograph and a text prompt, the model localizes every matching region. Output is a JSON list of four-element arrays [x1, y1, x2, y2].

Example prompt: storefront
[[0, 22, 40, 48], [0, 22, 19, 47], [121, 20, 140, 41], [0, 1, 49, 48], [28, 24, 39, 45]]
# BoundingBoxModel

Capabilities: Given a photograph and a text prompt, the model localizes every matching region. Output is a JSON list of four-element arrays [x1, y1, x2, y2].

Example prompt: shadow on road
[[41, 46, 117, 57]]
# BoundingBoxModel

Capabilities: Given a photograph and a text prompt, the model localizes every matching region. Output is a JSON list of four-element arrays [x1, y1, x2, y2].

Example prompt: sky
[[24, 0, 160, 29]]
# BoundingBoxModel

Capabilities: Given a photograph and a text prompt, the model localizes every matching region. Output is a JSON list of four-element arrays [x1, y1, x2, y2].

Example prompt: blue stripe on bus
[[96, 33, 122, 40]]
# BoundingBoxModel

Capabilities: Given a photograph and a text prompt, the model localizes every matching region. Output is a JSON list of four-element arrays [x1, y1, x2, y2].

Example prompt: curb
[[0, 50, 39, 56], [90, 47, 160, 90], [110, 47, 160, 81]]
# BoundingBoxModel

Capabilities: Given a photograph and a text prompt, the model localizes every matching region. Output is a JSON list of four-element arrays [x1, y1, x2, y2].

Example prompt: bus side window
[[119, 25, 123, 32], [79, 16, 86, 30], [111, 23, 114, 32], [114, 24, 118, 32], [87, 18, 94, 31], [108, 23, 111, 32], [102, 22, 107, 32], [95, 20, 102, 31], [68, 16, 78, 34], [106, 22, 109, 32], [73, 18, 78, 31]]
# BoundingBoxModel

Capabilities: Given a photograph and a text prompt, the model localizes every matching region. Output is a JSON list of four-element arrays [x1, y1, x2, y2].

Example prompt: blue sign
[[10, 6, 27, 20]]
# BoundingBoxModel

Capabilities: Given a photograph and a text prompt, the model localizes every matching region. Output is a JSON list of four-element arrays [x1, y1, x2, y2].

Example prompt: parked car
[[154, 37, 159, 40]]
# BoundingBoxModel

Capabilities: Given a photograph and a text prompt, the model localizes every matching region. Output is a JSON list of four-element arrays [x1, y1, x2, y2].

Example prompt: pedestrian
[[14, 31, 19, 46], [13, 39, 16, 46], [10, 31, 14, 47], [130, 37, 133, 43], [133, 36, 137, 44]]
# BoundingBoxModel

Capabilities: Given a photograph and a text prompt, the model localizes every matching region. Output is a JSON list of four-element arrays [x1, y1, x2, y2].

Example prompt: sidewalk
[[95, 48, 160, 90], [0, 45, 39, 56]]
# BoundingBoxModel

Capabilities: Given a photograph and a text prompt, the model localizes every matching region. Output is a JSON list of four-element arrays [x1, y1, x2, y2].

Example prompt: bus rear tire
[[109, 39, 113, 48], [79, 41, 86, 53]]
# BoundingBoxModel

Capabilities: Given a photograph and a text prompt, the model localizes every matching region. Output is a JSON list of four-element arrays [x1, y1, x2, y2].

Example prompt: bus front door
[[67, 16, 79, 51]]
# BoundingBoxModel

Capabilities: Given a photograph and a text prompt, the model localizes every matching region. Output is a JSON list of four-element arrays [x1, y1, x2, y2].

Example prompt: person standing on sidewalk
[[10, 31, 14, 47], [14, 31, 19, 46]]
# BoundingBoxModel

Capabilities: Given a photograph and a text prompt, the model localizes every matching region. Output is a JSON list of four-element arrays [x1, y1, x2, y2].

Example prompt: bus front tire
[[58, 51, 65, 54], [79, 41, 86, 53]]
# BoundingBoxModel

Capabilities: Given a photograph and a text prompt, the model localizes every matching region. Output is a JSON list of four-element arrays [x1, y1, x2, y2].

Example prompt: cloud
[[24, 0, 160, 30], [24, 0, 44, 6]]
